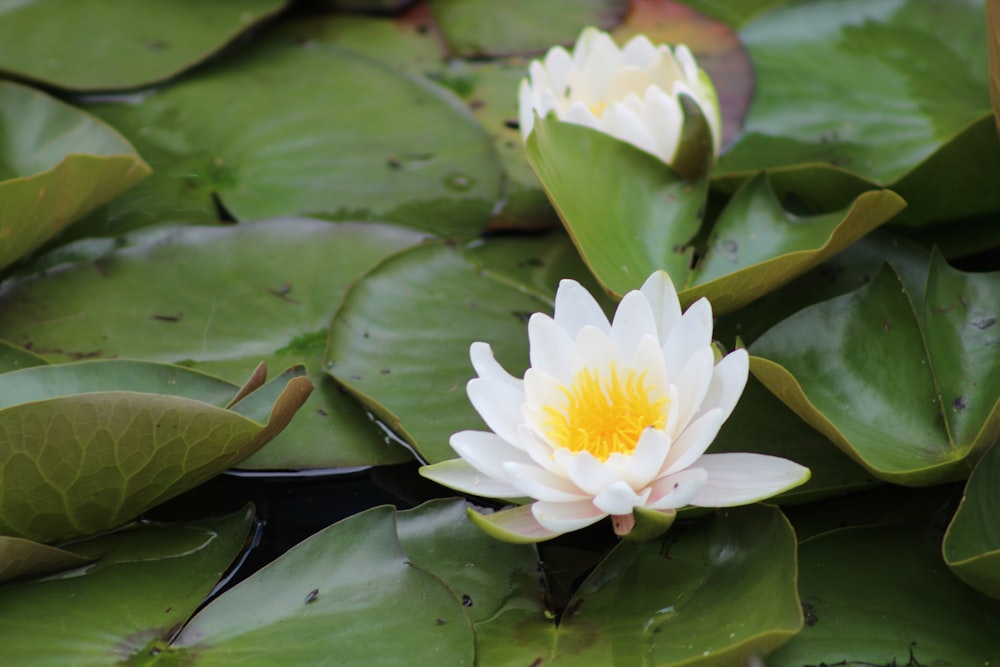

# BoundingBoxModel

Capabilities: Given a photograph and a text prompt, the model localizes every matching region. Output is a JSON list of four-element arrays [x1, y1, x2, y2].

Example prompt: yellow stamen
[[589, 100, 608, 118], [544, 364, 666, 461]]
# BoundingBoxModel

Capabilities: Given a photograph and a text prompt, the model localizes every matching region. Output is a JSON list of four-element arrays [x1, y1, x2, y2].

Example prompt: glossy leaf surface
[[944, 443, 1000, 601]]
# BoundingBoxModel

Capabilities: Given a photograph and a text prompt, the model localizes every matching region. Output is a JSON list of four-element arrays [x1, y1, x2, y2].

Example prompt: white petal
[[532, 499, 607, 533], [662, 297, 713, 380], [592, 480, 651, 515], [553, 448, 618, 496], [670, 345, 716, 432], [645, 467, 708, 509], [640, 86, 684, 164], [553, 278, 610, 337], [576, 30, 623, 97], [609, 290, 659, 359], [624, 428, 672, 490], [419, 459, 523, 499], [449, 430, 534, 483], [698, 349, 749, 423], [528, 313, 574, 381], [601, 101, 660, 159], [467, 377, 525, 445], [518, 77, 536, 142], [639, 271, 682, 344], [542, 46, 574, 93], [503, 462, 589, 502], [470, 504, 561, 542], [673, 44, 700, 83], [571, 325, 620, 376], [659, 408, 724, 476], [470, 341, 522, 390], [621, 34, 658, 67], [529, 60, 552, 94], [688, 453, 811, 507], [518, 423, 564, 475], [606, 65, 654, 100], [628, 334, 668, 403]]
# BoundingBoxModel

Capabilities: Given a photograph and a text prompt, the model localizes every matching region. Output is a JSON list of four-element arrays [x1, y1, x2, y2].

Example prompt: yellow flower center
[[589, 100, 608, 118], [543, 364, 666, 461]]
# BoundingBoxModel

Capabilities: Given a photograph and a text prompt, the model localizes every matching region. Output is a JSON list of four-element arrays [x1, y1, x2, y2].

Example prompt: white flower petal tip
[[519, 26, 721, 171], [428, 270, 807, 542]]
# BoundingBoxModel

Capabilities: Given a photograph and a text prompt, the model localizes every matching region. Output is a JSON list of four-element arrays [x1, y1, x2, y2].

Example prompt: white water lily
[[518, 27, 722, 168], [420, 271, 809, 542]]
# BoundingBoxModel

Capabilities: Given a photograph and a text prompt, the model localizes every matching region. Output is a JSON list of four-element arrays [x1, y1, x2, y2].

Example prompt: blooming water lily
[[518, 26, 722, 169], [420, 271, 810, 542]]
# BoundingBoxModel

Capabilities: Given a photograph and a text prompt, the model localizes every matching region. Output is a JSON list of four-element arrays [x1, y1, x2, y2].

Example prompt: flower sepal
[[466, 505, 560, 544], [618, 506, 677, 543]]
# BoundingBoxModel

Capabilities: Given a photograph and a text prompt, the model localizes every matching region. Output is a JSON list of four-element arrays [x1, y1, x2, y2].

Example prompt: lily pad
[[166, 506, 474, 665], [0, 219, 426, 470], [944, 442, 1000, 601], [526, 114, 904, 309], [0, 81, 150, 271], [750, 254, 1000, 484], [0, 507, 255, 667], [0, 360, 311, 542], [83, 37, 502, 238], [0, 340, 47, 375], [767, 524, 1000, 665], [0, 0, 288, 91], [716, 0, 999, 226], [0, 536, 92, 584], [431, 0, 628, 57]]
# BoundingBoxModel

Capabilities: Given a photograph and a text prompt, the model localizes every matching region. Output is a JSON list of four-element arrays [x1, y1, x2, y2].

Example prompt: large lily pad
[[165, 506, 474, 665], [767, 524, 1000, 665], [0, 219, 425, 470], [0, 360, 311, 542], [0, 536, 91, 584], [0, 81, 150, 271], [0, 0, 288, 91], [0, 340, 47, 375], [944, 442, 1000, 601], [83, 37, 502, 238], [526, 114, 904, 309], [716, 0, 1000, 226], [751, 254, 1000, 485], [0, 507, 255, 667]]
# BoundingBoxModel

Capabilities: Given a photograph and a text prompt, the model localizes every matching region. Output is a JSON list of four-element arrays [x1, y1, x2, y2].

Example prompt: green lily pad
[[766, 524, 1000, 665], [0, 360, 311, 542], [526, 114, 904, 309], [0, 0, 288, 91], [83, 37, 502, 238], [0, 81, 150, 272], [717, 0, 999, 226], [0, 219, 426, 470], [944, 442, 1000, 601], [0, 507, 254, 667], [0, 536, 92, 584], [750, 254, 1000, 485], [991, 0, 1000, 137], [676, 0, 791, 27], [164, 506, 474, 666], [431, 0, 628, 57], [0, 340, 47, 375]]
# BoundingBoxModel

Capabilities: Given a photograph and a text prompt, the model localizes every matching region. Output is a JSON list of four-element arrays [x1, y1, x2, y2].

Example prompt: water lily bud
[[518, 27, 722, 175], [420, 271, 810, 543]]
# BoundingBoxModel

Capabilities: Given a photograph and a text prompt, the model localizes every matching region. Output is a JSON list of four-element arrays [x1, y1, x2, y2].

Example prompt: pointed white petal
[[467, 377, 525, 445], [606, 65, 654, 100], [553, 278, 610, 336], [470, 341, 522, 389], [593, 480, 651, 515], [580, 31, 624, 98], [543, 46, 574, 93], [518, 423, 563, 475], [671, 345, 716, 431], [698, 349, 749, 423], [532, 499, 606, 533], [609, 290, 659, 359], [518, 78, 536, 142], [528, 313, 574, 381], [673, 44, 700, 83], [641, 86, 684, 164], [553, 449, 619, 496], [419, 459, 523, 498], [503, 462, 589, 502], [639, 271, 682, 344], [661, 297, 713, 379], [659, 408, 724, 476], [645, 467, 708, 509], [688, 453, 811, 507], [529, 60, 552, 95], [621, 34, 658, 67], [562, 100, 601, 130], [624, 427, 672, 489], [450, 430, 533, 482], [601, 101, 660, 159]]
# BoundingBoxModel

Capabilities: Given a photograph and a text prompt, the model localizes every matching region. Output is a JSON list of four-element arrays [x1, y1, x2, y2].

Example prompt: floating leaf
[[84, 38, 502, 238], [944, 442, 1000, 601], [990, 0, 1000, 138], [0, 340, 47, 375], [751, 254, 1000, 484], [0, 219, 425, 470], [0, 536, 91, 584], [717, 0, 999, 226], [0, 81, 150, 271], [0, 507, 254, 667], [431, 0, 628, 57], [767, 524, 1000, 665], [0, 0, 288, 91], [526, 115, 903, 309], [167, 506, 474, 665], [0, 361, 311, 542]]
